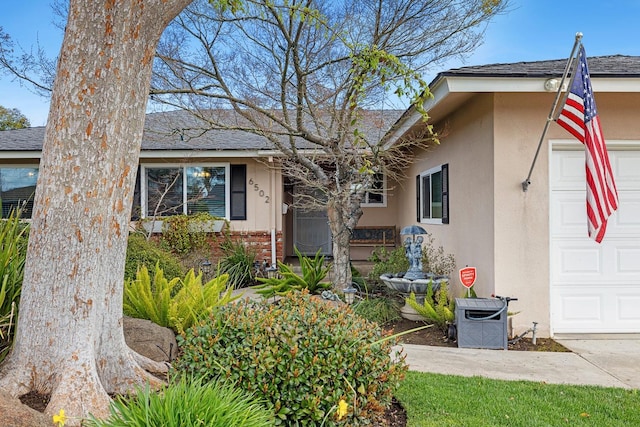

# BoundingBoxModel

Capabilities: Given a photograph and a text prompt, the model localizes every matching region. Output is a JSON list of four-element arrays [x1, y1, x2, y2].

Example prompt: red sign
[[459, 267, 476, 288]]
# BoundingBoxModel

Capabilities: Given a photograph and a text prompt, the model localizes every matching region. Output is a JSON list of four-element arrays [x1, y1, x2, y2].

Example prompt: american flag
[[556, 45, 618, 243]]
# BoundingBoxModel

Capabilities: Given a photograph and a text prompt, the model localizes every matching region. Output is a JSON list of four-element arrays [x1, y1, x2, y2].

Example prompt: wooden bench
[[350, 226, 397, 247]]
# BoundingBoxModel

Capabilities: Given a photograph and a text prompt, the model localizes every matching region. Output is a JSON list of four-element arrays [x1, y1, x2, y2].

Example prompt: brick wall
[[209, 230, 284, 263]]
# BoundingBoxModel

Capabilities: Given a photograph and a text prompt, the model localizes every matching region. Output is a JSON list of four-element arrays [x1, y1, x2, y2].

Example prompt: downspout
[[269, 156, 277, 265]]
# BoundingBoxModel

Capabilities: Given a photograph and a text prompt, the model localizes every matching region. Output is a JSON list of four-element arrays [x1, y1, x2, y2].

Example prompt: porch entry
[[293, 204, 332, 256]]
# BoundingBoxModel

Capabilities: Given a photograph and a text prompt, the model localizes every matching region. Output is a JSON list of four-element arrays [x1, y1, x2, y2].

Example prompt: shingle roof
[[0, 109, 403, 152], [438, 55, 640, 79], [0, 126, 46, 151]]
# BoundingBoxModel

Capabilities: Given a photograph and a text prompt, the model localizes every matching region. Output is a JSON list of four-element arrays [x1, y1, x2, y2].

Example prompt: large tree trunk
[[0, 0, 191, 423], [327, 197, 362, 291]]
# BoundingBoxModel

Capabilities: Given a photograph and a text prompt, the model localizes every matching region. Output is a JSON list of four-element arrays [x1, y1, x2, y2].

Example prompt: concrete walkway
[[397, 339, 640, 389]]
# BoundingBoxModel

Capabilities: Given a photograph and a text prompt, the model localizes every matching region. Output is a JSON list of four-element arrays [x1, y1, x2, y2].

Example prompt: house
[[383, 55, 640, 337], [0, 109, 401, 266], [4, 54, 639, 338]]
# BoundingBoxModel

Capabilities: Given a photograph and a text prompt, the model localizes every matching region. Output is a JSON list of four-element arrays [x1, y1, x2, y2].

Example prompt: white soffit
[[446, 76, 640, 93]]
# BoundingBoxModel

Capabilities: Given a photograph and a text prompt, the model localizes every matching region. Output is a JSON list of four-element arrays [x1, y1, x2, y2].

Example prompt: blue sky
[[1, 0, 639, 126]]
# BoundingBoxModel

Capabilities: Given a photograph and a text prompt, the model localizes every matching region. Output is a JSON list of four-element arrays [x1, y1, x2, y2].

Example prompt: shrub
[[352, 296, 401, 326], [218, 237, 257, 288], [159, 212, 221, 255], [125, 233, 185, 280], [253, 248, 331, 298], [175, 291, 408, 426], [86, 377, 274, 427], [123, 265, 237, 334], [406, 279, 455, 334], [367, 246, 409, 286], [0, 211, 29, 363]]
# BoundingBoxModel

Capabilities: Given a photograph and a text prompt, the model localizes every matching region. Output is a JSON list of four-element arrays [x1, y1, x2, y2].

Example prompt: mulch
[[388, 318, 571, 352]]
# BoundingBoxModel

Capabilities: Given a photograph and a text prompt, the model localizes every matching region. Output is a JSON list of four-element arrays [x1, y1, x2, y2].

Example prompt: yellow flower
[[53, 409, 67, 426], [336, 399, 348, 420]]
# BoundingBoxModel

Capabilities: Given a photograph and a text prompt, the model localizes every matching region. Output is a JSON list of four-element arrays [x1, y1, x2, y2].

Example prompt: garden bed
[[389, 318, 571, 352]]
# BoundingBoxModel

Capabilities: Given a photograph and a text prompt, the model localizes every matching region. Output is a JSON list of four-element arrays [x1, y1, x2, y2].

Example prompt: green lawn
[[396, 371, 640, 427]]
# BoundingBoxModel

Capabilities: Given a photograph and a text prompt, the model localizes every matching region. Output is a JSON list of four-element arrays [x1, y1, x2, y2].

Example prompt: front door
[[293, 205, 332, 256]]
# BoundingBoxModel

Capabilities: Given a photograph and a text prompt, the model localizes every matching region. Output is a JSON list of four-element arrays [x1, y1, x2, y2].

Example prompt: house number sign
[[248, 178, 270, 203]]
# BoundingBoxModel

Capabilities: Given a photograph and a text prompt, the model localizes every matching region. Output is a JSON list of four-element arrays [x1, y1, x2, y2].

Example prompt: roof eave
[[381, 74, 640, 148]]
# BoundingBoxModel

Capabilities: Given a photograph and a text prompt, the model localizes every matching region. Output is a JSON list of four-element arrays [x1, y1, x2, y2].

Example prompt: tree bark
[[327, 195, 362, 290], [0, 0, 192, 423]]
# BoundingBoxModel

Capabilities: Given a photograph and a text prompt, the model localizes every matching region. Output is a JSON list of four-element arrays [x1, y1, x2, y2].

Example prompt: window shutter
[[416, 175, 420, 222], [230, 165, 247, 220], [131, 166, 141, 220], [441, 164, 449, 224]]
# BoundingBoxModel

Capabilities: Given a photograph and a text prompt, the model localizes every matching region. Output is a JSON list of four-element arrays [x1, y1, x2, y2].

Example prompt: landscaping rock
[[0, 391, 51, 427], [123, 317, 177, 362]]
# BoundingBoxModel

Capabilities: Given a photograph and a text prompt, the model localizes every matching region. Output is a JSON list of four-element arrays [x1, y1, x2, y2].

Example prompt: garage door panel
[[550, 192, 590, 235], [615, 191, 640, 229], [553, 243, 601, 276], [558, 295, 602, 321], [552, 287, 640, 333], [615, 153, 640, 189], [616, 247, 640, 274], [551, 151, 587, 190], [619, 296, 640, 321], [551, 149, 640, 334], [552, 240, 639, 283], [552, 191, 640, 237]]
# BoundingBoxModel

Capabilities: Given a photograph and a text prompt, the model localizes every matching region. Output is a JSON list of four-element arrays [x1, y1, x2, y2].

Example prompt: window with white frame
[[0, 166, 39, 218], [141, 164, 247, 219], [417, 164, 448, 224], [362, 173, 386, 206]]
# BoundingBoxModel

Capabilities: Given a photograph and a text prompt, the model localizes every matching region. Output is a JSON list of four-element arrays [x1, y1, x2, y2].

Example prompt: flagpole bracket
[[522, 180, 531, 192]]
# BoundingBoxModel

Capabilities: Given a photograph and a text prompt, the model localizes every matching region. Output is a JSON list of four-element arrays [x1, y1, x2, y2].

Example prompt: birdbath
[[400, 225, 427, 280], [379, 225, 444, 320]]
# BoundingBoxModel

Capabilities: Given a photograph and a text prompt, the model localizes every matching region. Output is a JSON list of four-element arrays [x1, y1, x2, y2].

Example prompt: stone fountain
[[379, 225, 448, 320]]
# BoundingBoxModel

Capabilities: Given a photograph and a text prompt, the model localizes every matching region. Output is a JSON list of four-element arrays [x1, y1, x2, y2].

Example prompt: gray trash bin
[[455, 298, 508, 350]]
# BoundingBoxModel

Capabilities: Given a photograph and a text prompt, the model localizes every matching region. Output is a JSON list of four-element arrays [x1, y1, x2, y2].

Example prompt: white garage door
[[550, 148, 640, 334]]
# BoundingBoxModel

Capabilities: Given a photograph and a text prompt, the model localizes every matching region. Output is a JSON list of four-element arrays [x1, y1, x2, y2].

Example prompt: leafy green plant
[[175, 291, 408, 426], [406, 279, 455, 334], [218, 237, 257, 288], [86, 376, 274, 427], [367, 246, 409, 287], [159, 212, 223, 255], [352, 296, 401, 326], [125, 233, 185, 280], [252, 247, 331, 298], [0, 211, 29, 363], [123, 265, 237, 334]]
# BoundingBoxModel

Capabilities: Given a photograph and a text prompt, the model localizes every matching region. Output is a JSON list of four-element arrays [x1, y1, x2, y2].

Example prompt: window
[[417, 164, 448, 224], [362, 173, 386, 207], [142, 164, 246, 219], [0, 167, 39, 218]]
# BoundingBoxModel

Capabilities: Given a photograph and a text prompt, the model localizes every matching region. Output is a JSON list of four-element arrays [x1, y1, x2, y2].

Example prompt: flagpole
[[522, 32, 583, 192]]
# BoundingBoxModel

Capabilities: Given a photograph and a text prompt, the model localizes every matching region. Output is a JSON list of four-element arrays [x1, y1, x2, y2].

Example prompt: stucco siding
[[493, 92, 556, 336], [397, 94, 496, 298]]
